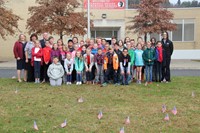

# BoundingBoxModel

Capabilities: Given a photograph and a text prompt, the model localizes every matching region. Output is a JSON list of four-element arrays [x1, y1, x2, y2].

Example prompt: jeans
[[121, 67, 130, 85], [155, 61, 162, 82], [76, 73, 82, 82], [34, 61, 41, 79], [66, 74, 72, 82], [43, 62, 50, 81], [95, 65, 104, 84], [113, 69, 120, 84], [145, 65, 153, 82]]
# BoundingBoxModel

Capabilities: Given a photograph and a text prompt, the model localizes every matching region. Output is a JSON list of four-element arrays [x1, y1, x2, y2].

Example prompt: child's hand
[[121, 71, 124, 75], [127, 71, 130, 75], [17, 57, 20, 60]]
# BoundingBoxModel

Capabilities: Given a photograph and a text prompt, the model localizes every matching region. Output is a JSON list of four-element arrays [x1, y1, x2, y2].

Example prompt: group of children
[[13, 32, 173, 86]]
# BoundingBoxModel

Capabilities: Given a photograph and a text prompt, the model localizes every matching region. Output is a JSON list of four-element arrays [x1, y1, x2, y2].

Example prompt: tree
[[0, 0, 21, 39], [177, 0, 181, 6], [27, 0, 90, 39], [127, 0, 176, 42]]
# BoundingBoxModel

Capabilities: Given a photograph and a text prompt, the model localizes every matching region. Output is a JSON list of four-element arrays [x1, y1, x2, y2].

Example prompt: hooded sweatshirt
[[47, 62, 64, 80]]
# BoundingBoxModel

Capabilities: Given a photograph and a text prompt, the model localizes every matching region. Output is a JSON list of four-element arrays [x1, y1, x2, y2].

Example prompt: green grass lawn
[[0, 77, 200, 133]]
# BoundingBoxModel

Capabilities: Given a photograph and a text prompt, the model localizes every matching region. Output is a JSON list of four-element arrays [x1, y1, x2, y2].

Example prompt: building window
[[172, 19, 194, 42]]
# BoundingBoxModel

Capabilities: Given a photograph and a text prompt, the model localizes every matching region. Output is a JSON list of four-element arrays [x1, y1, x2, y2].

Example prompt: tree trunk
[[144, 33, 147, 43], [60, 32, 63, 39]]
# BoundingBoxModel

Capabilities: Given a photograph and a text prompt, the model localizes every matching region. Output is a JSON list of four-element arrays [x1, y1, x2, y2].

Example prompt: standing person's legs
[[86, 71, 89, 82], [34, 61, 38, 81], [149, 65, 153, 82], [99, 66, 104, 84], [139, 67, 142, 82], [124, 67, 129, 85], [145, 65, 149, 82], [159, 62, 162, 82], [166, 58, 171, 82], [95, 65, 100, 83], [16, 59, 23, 82]]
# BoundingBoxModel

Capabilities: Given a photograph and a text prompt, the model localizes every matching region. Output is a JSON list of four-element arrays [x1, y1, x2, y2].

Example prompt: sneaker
[[79, 82, 82, 85], [69, 82, 72, 85], [138, 80, 141, 84], [145, 82, 148, 86], [76, 82, 79, 85], [102, 83, 107, 87]]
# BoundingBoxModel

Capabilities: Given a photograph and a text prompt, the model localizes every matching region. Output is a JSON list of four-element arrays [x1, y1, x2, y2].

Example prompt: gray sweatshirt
[[47, 62, 64, 80]]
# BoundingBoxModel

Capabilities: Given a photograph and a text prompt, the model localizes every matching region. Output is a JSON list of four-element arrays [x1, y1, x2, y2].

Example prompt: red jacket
[[13, 41, 24, 59], [31, 47, 43, 66], [43, 46, 52, 64]]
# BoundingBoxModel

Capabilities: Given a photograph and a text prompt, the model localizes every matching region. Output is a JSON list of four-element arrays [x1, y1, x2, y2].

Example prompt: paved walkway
[[0, 59, 200, 69]]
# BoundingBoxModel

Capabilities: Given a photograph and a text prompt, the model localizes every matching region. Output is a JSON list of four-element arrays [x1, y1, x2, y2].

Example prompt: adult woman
[[25, 33, 38, 82], [161, 32, 173, 82], [13, 34, 27, 82]]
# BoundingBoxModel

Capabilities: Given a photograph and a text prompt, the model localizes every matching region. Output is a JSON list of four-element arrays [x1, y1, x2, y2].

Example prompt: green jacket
[[75, 57, 84, 72], [128, 49, 135, 65], [142, 48, 156, 66]]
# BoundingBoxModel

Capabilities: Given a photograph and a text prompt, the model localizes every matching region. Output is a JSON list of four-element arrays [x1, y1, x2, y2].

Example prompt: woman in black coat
[[161, 32, 174, 82]]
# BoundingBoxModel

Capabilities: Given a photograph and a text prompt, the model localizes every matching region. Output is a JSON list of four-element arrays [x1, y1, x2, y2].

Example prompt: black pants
[[155, 61, 162, 82], [162, 58, 171, 82], [104, 64, 113, 83], [43, 62, 50, 82], [27, 59, 34, 82], [113, 69, 120, 84]]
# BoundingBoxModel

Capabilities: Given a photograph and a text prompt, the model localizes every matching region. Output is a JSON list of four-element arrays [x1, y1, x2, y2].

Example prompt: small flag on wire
[[162, 105, 166, 113], [172, 106, 177, 115], [33, 121, 39, 131], [125, 116, 130, 124], [97, 111, 103, 120], [164, 114, 169, 121], [78, 97, 84, 103], [60, 119, 67, 128], [119, 127, 125, 133], [15, 88, 18, 94], [192, 91, 195, 98]]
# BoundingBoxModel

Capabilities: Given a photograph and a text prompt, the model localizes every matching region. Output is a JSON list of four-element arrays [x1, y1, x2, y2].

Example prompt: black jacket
[[161, 39, 173, 59]]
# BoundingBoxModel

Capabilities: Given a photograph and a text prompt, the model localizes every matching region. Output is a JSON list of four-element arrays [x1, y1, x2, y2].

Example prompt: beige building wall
[[0, 1, 200, 60]]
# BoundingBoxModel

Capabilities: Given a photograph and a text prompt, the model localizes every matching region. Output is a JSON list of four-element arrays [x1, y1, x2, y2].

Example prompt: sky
[[170, 0, 200, 4]]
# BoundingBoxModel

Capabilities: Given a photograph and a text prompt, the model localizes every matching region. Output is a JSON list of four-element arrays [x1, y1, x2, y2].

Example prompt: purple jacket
[[51, 49, 61, 62]]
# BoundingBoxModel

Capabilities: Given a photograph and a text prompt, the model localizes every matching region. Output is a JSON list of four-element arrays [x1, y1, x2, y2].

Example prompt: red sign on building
[[84, 0, 126, 9]]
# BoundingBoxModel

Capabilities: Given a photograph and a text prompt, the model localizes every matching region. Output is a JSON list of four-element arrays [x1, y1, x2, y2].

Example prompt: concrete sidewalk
[[0, 59, 200, 69]]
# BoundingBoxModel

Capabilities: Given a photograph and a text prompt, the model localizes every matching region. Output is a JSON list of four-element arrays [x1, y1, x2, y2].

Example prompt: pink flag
[[164, 114, 169, 121], [162, 105, 166, 113], [33, 121, 39, 131], [119, 127, 125, 133], [97, 111, 103, 120], [125, 116, 130, 124], [172, 106, 177, 115], [61, 119, 67, 128]]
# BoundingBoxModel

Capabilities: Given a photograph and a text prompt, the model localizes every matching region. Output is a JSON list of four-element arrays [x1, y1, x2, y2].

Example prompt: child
[[42, 40, 52, 83], [51, 43, 60, 62], [120, 48, 131, 85], [155, 41, 165, 82], [94, 48, 105, 85], [104, 48, 114, 85], [64, 53, 74, 85], [113, 50, 120, 85], [81, 45, 87, 56], [134, 43, 144, 84], [47, 56, 64, 86], [83, 48, 94, 84], [142, 41, 156, 85], [127, 41, 135, 82], [75, 51, 84, 85], [31, 40, 43, 83], [91, 43, 98, 55]]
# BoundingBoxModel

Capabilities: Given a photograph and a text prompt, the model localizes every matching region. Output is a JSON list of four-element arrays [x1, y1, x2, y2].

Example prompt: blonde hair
[[18, 34, 26, 42]]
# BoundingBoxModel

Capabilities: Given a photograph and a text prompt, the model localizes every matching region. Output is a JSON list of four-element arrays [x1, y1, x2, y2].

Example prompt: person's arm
[[83, 55, 89, 70], [170, 41, 174, 56], [120, 62, 124, 74], [25, 44, 29, 63], [70, 61, 74, 73], [64, 59, 68, 73], [13, 42, 19, 59], [89, 55, 94, 71]]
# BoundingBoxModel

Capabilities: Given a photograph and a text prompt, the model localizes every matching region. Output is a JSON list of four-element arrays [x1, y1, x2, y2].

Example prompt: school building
[[0, 0, 200, 60]]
